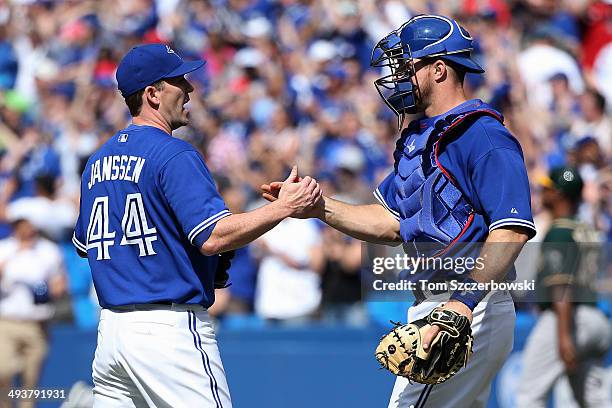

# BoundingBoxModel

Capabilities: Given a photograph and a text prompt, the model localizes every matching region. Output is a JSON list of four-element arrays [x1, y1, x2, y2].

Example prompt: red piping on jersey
[[433, 109, 503, 186], [434, 213, 475, 257], [431, 109, 503, 256]]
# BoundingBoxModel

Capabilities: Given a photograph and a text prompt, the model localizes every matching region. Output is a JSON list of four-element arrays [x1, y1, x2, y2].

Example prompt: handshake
[[260, 165, 324, 219]]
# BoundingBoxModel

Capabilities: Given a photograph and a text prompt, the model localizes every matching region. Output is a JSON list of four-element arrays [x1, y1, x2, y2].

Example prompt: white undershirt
[[255, 218, 322, 320], [0, 237, 63, 321]]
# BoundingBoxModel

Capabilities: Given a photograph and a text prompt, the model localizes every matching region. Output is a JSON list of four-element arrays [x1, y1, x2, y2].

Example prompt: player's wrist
[[443, 299, 473, 320], [269, 198, 294, 219], [320, 195, 338, 222], [310, 195, 326, 220], [449, 277, 488, 311]]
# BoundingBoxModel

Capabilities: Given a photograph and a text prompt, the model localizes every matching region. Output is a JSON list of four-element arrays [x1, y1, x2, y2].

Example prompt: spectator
[[5, 174, 77, 241], [320, 226, 366, 326], [0, 216, 66, 408], [570, 89, 611, 156], [253, 216, 324, 323], [0, 25, 18, 91], [517, 26, 584, 110]]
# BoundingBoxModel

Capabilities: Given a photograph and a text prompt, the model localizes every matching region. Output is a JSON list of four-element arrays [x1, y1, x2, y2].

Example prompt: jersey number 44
[[87, 193, 157, 260]]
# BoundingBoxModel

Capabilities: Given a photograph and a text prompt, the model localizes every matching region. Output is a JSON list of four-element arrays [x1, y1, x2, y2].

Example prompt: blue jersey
[[72, 124, 230, 308], [375, 100, 535, 280], [376, 100, 536, 241]]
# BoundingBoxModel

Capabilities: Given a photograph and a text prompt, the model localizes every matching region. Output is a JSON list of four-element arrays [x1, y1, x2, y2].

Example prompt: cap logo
[[563, 170, 574, 182], [166, 45, 175, 54]]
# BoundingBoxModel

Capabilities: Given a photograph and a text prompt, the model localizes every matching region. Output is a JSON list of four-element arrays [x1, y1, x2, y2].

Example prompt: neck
[[18, 237, 37, 247], [425, 87, 467, 118], [132, 113, 172, 135], [552, 201, 576, 219]]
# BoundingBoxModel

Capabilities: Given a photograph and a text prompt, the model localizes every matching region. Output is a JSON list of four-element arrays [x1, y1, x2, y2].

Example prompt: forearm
[[201, 201, 292, 255], [49, 273, 67, 299], [553, 299, 574, 338], [320, 196, 401, 244], [450, 226, 529, 310], [469, 227, 530, 283]]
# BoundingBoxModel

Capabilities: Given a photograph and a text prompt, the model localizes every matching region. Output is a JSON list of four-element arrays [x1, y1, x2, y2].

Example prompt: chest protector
[[392, 105, 503, 256]]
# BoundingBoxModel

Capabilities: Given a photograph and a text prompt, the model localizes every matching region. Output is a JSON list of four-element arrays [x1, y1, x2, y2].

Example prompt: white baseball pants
[[516, 306, 612, 408], [388, 290, 516, 408], [92, 305, 232, 408]]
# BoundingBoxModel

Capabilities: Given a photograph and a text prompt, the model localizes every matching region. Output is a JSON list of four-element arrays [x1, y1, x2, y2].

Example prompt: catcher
[[262, 14, 535, 407]]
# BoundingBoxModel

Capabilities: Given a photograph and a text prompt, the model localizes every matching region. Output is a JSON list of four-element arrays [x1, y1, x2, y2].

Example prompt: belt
[[110, 302, 206, 312], [413, 282, 509, 304]]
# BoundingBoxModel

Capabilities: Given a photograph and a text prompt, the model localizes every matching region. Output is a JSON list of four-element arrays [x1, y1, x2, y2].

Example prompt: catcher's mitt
[[375, 307, 473, 384]]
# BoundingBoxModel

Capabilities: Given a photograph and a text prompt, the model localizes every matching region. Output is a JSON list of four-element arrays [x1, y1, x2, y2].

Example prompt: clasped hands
[[260, 166, 324, 219], [262, 167, 474, 345]]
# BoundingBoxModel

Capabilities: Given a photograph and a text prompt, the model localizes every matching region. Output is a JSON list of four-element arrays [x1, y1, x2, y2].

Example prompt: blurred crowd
[[0, 0, 609, 331]]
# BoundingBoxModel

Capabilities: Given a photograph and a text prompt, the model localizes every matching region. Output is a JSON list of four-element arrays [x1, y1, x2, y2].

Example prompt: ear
[[143, 85, 161, 108], [432, 60, 447, 83]]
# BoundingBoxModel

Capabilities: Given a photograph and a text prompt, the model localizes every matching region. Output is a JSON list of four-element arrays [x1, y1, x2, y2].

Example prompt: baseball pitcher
[[73, 44, 321, 407], [517, 167, 611, 407]]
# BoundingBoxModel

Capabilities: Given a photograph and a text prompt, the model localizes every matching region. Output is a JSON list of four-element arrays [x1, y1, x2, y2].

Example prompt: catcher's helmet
[[371, 15, 483, 127]]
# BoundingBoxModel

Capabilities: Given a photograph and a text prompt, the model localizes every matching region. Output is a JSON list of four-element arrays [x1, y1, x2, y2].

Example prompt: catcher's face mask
[[371, 31, 421, 130]]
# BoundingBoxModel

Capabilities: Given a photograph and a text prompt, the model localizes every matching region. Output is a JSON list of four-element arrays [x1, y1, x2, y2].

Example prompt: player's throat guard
[[371, 15, 485, 129]]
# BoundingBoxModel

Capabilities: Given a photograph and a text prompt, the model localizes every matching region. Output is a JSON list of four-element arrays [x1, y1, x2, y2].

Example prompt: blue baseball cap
[[116, 43, 205, 97]]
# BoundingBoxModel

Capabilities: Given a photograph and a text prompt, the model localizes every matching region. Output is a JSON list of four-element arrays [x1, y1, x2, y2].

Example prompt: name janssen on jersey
[[88, 155, 146, 189]]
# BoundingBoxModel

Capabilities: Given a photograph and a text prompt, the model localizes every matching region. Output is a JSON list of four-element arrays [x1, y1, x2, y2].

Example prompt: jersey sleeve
[[72, 197, 88, 258], [159, 150, 231, 247], [373, 171, 400, 220], [471, 147, 536, 238]]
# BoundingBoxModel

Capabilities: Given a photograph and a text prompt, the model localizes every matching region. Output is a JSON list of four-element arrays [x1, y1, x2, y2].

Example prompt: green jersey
[[536, 217, 601, 309]]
